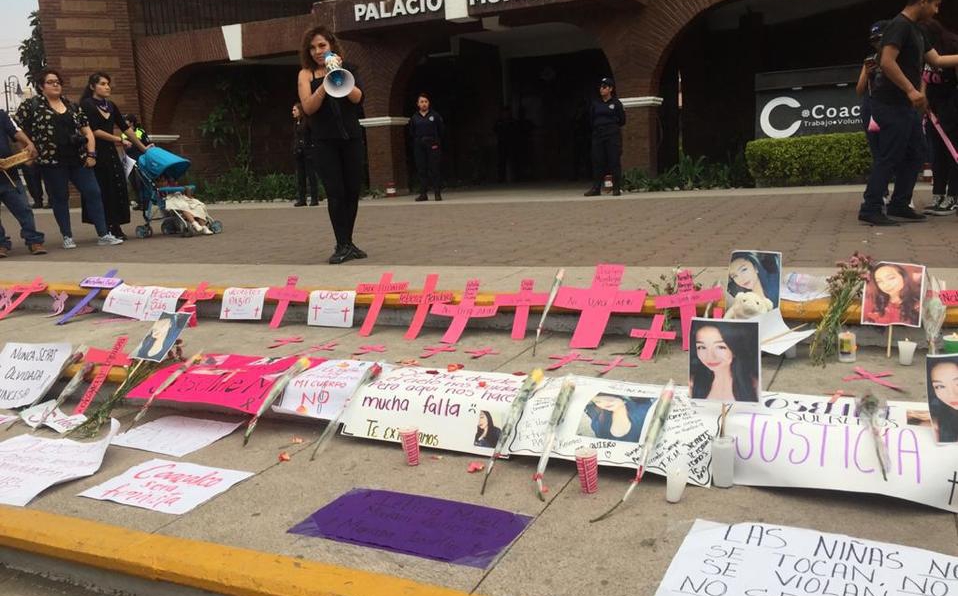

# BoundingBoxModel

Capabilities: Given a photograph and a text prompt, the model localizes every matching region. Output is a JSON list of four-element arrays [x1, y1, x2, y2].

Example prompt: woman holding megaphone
[[297, 26, 367, 264]]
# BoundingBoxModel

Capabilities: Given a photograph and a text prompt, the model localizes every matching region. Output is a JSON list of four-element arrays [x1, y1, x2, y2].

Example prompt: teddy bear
[[724, 291, 773, 320]]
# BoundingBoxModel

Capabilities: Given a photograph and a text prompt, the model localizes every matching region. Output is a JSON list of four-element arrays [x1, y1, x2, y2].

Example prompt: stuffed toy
[[724, 291, 773, 320]]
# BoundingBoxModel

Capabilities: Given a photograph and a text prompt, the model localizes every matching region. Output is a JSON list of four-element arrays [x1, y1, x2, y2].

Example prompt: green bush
[[197, 168, 316, 202], [622, 151, 748, 192], [745, 132, 871, 186]]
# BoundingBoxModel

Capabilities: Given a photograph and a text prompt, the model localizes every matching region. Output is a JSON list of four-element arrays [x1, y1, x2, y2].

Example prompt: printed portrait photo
[[927, 354, 958, 444], [726, 250, 782, 312], [474, 410, 502, 448], [689, 318, 761, 402], [861, 261, 925, 328], [577, 393, 653, 444], [131, 311, 190, 362]]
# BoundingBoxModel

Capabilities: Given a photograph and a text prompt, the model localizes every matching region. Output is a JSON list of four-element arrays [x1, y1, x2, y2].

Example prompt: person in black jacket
[[409, 93, 444, 202], [922, 19, 958, 215], [584, 77, 626, 197], [291, 102, 320, 207], [297, 25, 366, 265]]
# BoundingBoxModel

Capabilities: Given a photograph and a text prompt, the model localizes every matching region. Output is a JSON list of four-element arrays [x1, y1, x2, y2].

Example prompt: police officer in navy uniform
[[409, 93, 444, 202], [584, 77, 625, 197]]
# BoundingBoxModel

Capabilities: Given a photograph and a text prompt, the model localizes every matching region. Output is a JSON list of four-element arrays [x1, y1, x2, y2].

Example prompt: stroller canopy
[[138, 147, 191, 182]]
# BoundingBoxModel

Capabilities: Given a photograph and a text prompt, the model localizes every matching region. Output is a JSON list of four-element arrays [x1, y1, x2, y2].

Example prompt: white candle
[[898, 339, 917, 366], [711, 437, 735, 488], [666, 465, 688, 503]]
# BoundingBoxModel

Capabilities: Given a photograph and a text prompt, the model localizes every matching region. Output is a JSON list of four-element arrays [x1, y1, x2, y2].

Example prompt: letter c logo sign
[[760, 96, 802, 139]]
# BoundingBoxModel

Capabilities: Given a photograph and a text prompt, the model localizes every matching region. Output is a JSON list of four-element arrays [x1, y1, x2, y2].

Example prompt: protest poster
[[125, 354, 325, 414], [18, 400, 86, 434], [219, 287, 268, 320], [861, 261, 926, 328], [273, 360, 384, 420], [0, 419, 118, 506], [111, 416, 243, 457], [306, 290, 355, 328], [340, 366, 526, 456], [0, 342, 73, 409], [656, 519, 958, 596], [103, 283, 185, 321], [79, 458, 253, 514]]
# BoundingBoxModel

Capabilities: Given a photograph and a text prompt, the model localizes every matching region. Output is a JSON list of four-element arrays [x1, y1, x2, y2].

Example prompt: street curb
[[0, 506, 473, 596]]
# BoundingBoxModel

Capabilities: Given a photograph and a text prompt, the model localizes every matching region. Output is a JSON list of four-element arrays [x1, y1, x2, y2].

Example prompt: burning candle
[[838, 331, 857, 363], [944, 333, 958, 355]]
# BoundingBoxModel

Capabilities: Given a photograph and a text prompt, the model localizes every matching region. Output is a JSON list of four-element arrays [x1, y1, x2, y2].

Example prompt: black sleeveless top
[[308, 65, 363, 142]]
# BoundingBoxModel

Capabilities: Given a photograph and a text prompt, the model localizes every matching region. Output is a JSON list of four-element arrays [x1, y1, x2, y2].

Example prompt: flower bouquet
[[808, 252, 873, 367]]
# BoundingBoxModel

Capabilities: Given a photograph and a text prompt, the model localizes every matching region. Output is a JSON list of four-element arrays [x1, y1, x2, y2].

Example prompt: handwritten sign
[[81, 275, 123, 289], [940, 289, 958, 306], [356, 272, 409, 336], [307, 290, 356, 328], [273, 360, 383, 420], [554, 264, 647, 349], [494, 279, 548, 340], [79, 458, 253, 514], [18, 401, 87, 434], [400, 274, 453, 340], [656, 520, 958, 596], [111, 416, 243, 457], [0, 342, 72, 409], [431, 279, 498, 344], [103, 283, 185, 321], [0, 419, 118, 506], [220, 287, 268, 320], [59, 269, 120, 325]]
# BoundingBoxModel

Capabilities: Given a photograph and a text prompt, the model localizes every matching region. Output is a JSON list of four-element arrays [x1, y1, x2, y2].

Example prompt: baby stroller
[[133, 147, 223, 238]]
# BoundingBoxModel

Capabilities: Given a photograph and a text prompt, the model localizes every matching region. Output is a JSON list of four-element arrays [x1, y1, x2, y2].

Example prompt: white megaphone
[[323, 52, 355, 98]]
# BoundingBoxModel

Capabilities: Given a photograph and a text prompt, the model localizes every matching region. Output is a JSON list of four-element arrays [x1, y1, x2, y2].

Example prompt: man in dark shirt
[[0, 110, 46, 256], [860, 0, 958, 226]]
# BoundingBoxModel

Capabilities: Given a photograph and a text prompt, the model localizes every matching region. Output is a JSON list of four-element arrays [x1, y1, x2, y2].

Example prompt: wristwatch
[[87, 151, 97, 158]]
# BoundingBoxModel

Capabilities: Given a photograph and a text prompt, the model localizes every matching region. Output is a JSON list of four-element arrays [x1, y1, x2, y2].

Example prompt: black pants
[[861, 100, 924, 215], [313, 137, 364, 246], [591, 129, 622, 190], [295, 150, 319, 203], [22, 163, 45, 207], [926, 118, 958, 196], [413, 137, 441, 193]]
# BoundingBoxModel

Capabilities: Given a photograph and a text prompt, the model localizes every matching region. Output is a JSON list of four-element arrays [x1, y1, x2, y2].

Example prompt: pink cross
[[223, 306, 231, 318], [180, 281, 215, 327], [465, 346, 499, 359], [421, 344, 457, 358], [357, 272, 410, 337], [353, 344, 387, 356], [431, 279, 498, 344], [546, 352, 593, 370], [629, 314, 678, 361], [266, 275, 309, 329], [0, 277, 47, 320], [133, 299, 143, 313], [554, 265, 647, 349], [590, 356, 638, 375], [676, 270, 694, 293], [46, 290, 68, 317], [268, 336, 304, 349], [311, 303, 322, 319], [827, 389, 856, 403], [653, 270, 723, 351], [341, 306, 351, 322], [842, 367, 903, 392], [400, 274, 454, 340], [494, 279, 548, 340], [75, 337, 132, 415]]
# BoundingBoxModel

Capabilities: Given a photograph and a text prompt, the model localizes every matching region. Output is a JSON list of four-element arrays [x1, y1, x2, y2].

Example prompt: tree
[[19, 10, 46, 90]]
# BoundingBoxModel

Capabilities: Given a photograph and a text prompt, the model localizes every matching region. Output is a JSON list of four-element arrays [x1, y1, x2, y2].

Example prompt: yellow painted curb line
[[0, 506, 474, 596]]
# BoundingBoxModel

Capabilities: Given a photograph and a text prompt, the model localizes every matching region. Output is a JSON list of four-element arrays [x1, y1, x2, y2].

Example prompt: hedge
[[745, 132, 871, 187]]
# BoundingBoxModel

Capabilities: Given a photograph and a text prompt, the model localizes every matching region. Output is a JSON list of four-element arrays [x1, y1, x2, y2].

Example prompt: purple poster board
[[288, 488, 532, 568]]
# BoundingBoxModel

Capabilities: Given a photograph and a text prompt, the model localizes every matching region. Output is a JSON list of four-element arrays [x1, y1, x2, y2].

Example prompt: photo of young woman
[[861, 262, 925, 327], [926, 355, 958, 444], [689, 319, 760, 402], [578, 393, 652, 444], [131, 312, 190, 362], [726, 250, 782, 310], [474, 410, 501, 448]]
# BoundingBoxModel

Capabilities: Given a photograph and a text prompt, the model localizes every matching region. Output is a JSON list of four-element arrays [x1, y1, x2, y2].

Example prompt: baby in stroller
[[134, 147, 222, 238], [156, 178, 214, 235]]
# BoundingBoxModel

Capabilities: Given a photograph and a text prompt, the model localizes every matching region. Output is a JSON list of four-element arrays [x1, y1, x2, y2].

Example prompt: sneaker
[[62, 236, 77, 249], [858, 212, 900, 226], [328, 244, 355, 265], [348, 243, 368, 259], [191, 221, 205, 234], [886, 205, 927, 220], [201, 226, 213, 235], [925, 194, 957, 215], [28, 243, 47, 255], [97, 233, 124, 246]]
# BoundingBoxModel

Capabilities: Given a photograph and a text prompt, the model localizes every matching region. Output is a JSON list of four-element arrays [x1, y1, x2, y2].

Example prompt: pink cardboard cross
[[554, 264, 647, 349], [421, 344, 457, 358], [400, 274, 454, 340], [74, 336, 132, 415], [653, 270, 723, 350], [357, 272, 410, 337], [547, 352, 593, 370], [842, 367, 903, 392], [46, 290, 68, 317], [353, 344, 387, 356], [431, 279, 498, 344], [269, 336, 304, 349], [295, 342, 338, 356], [590, 356, 638, 375], [494, 279, 548, 340], [179, 281, 216, 327], [629, 314, 678, 361], [465, 346, 500, 359], [0, 277, 47, 320], [266, 276, 309, 329]]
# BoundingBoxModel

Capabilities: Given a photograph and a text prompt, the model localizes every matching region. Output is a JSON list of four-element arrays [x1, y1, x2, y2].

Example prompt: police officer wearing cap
[[409, 93, 445, 202], [584, 77, 625, 197]]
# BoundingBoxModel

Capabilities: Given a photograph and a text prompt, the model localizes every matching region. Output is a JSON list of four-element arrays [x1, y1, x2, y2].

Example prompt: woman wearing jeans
[[15, 68, 122, 248]]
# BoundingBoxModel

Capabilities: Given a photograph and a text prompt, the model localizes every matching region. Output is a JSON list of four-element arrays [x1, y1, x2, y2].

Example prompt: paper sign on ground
[[111, 416, 243, 457], [0, 419, 118, 506], [656, 519, 958, 596], [0, 342, 73, 409], [273, 359, 381, 420], [289, 488, 531, 568], [0, 414, 17, 426], [219, 287, 268, 320], [306, 290, 355, 328], [340, 366, 526, 456], [757, 309, 816, 356], [79, 458, 253, 515], [18, 401, 87, 434], [103, 283, 185, 321]]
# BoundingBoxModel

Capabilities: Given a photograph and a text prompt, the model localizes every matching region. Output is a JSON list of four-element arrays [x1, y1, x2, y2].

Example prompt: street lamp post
[[3, 75, 24, 112]]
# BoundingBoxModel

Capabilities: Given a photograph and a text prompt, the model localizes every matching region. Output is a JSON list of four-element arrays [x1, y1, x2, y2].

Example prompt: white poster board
[[219, 287, 268, 320], [103, 284, 185, 321], [273, 359, 380, 420], [0, 342, 72, 409], [306, 290, 355, 328], [111, 416, 243, 457], [18, 400, 86, 434]]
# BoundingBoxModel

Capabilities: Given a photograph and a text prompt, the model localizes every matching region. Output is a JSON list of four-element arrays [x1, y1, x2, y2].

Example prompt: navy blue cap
[[599, 77, 614, 87]]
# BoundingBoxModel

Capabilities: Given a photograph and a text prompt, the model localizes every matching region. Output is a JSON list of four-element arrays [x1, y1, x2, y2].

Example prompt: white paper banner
[[306, 290, 355, 328], [103, 284, 185, 321], [219, 287, 268, 320], [111, 416, 243, 457], [657, 519, 958, 596], [79, 458, 253, 514], [0, 342, 72, 409], [273, 359, 380, 420], [0, 419, 118, 506], [18, 400, 86, 434]]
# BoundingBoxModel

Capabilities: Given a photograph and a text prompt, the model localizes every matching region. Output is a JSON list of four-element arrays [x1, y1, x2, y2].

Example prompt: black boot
[[415, 192, 428, 202], [584, 187, 600, 197], [434, 190, 442, 202]]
